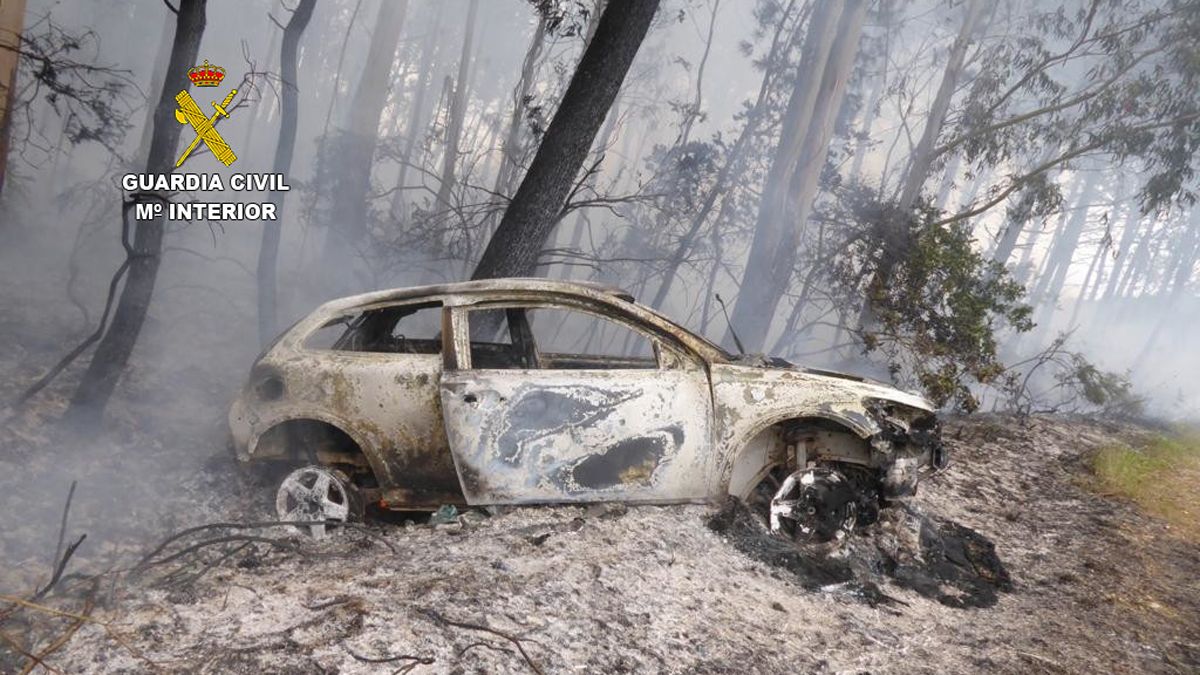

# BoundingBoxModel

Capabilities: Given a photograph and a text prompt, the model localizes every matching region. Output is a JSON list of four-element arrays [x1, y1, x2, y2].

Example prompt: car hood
[[722, 354, 936, 412]]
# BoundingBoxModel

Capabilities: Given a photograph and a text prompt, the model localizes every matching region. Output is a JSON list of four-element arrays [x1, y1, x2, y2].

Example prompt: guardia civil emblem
[[174, 60, 238, 167]]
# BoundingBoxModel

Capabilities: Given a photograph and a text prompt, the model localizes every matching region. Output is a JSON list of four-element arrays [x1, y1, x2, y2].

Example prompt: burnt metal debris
[[229, 278, 943, 539]]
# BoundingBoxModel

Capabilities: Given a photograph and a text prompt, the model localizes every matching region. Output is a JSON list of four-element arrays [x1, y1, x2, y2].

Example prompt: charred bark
[[470, 0, 661, 281], [65, 0, 207, 425]]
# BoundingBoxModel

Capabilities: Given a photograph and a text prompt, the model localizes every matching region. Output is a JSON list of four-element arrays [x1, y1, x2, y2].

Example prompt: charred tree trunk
[[323, 0, 409, 272], [725, 0, 868, 352], [553, 92, 622, 281], [132, 10, 175, 168], [66, 0, 207, 425], [434, 0, 480, 211], [256, 0, 317, 346], [471, 0, 660, 281], [0, 0, 27, 197]]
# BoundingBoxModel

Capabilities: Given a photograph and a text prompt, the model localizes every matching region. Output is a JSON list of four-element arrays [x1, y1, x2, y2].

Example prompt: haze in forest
[[1, 0, 1198, 425]]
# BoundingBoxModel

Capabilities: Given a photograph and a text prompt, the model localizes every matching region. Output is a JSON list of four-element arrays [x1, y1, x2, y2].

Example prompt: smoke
[[1, 0, 1197, 581]]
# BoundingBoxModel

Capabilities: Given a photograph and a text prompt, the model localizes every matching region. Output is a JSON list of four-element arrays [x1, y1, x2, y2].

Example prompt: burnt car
[[230, 278, 944, 541]]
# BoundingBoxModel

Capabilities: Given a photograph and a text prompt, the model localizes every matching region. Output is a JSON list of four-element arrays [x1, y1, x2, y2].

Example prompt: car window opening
[[307, 302, 444, 354], [468, 306, 657, 370]]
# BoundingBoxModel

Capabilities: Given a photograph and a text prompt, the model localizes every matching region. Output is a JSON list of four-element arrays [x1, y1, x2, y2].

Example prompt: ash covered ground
[[1, 412, 1197, 674]]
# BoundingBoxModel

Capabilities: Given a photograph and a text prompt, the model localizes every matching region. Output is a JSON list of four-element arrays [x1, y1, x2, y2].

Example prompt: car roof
[[323, 278, 635, 312]]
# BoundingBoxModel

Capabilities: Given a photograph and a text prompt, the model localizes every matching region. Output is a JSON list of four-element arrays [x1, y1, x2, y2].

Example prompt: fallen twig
[[343, 644, 434, 666], [0, 627, 63, 675], [33, 535, 86, 601], [135, 519, 396, 571], [32, 482, 83, 601], [138, 535, 297, 571], [1014, 649, 1065, 671], [304, 596, 356, 611], [19, 585, 96, 675], [152, 541, 252, 590], [458, 640, 514, 657], [51, 482, 77, 576], [420, 608, 543, 675], [0, 595, 163, 673]]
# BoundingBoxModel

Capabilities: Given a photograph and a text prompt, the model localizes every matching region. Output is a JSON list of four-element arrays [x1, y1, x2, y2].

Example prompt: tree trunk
[[471, 0, 660, 281], [491, 14, 547, 207], [66, 0, 207, 425], [933, 152, 962, 211], [857, 0, 985, 332], [256, 0, 317, 346], [132, 10, 175, 168], [323, 0, 409, 271], [552, 93, 622, 280], [1103, 204, 1142, 300], [1132, 208, 1199, 368], [725, 0, 868, 352], [848, 68, 885, 181], [391, 1, 444, 220], [1068, 229, 1107, 328], [647, 0, 799, 310], [0, 0, 27, 197], [238, 24, 280, 168], [896, 0, 984, 211], [434, 0, 480, 211], [1030, 172, 1100, 331], [990, 148, 1062, 267]]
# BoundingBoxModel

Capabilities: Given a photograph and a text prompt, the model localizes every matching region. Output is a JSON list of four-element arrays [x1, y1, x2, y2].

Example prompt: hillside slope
[[4, 415, 1198, 674]]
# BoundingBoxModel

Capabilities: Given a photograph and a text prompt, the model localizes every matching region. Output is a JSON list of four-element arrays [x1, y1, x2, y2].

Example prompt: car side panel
[[250, 351, 462, 504], [708, 364, 885, 485], [439, 365, 714, 504]]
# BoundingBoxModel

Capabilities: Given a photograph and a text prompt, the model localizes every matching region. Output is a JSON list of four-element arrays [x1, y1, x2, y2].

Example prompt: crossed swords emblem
[[174, 87, 238, 167]]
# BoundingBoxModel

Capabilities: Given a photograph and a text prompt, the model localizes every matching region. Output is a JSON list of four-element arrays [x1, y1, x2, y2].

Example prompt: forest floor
[[0, 409, 1196, 674]]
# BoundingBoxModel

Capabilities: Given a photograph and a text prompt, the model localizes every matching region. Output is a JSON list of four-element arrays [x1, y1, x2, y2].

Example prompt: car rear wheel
[[275, 465, 364, 539]]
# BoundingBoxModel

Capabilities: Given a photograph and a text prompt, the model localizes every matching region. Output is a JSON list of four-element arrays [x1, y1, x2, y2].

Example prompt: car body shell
[[229, 279, 940, 509]]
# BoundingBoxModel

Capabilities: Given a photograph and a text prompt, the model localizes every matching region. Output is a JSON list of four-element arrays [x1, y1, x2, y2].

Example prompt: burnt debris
[[707, 497, 1011, 609]]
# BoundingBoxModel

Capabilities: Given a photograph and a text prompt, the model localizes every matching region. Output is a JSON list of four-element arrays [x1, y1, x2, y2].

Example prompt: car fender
[[245, 408, 392, 485]]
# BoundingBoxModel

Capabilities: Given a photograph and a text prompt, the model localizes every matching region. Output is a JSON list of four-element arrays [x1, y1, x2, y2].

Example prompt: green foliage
[[831, 186, 1033, 411], [956, 0, 1200, 215], [1062, 353, 1147, 417]]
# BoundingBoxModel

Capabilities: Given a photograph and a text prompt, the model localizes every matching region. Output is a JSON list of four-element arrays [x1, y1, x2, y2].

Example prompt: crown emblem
[[187, 60, 225, 87]]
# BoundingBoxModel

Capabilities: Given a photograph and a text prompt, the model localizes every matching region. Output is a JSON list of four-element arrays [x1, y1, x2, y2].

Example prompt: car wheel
[[769, 467, 858, 544], [275, 465, 364, 539]]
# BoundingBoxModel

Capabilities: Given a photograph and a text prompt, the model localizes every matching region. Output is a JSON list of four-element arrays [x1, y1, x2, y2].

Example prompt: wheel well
[[727, 416, 872, 499], [253, 419, 377, 487]]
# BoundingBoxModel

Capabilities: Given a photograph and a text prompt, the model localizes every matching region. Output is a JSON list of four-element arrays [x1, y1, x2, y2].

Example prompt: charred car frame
[[229, 279, 944, 541]]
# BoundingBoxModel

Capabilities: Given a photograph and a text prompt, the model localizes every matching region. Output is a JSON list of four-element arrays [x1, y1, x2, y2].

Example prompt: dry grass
[[1092, 429, 1200, 541]]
